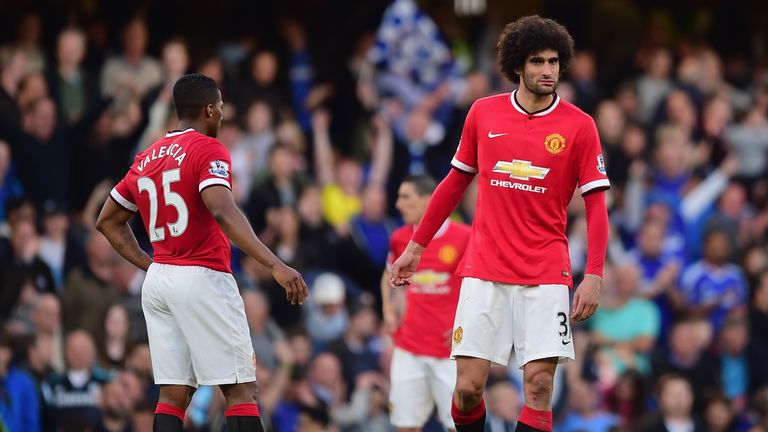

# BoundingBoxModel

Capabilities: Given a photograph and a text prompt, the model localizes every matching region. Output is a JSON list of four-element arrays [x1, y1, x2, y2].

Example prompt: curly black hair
[[172, 73, 220, 119], [497, 15, 575, 84]]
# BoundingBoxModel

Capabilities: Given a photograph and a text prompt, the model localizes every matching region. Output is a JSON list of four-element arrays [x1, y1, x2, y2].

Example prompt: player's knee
[[454, 374, 484, 401], [524, 370, 554, 399]]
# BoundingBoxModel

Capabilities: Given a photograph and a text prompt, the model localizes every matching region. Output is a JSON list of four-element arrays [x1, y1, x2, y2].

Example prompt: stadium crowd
[[0, 0, 768, 431]]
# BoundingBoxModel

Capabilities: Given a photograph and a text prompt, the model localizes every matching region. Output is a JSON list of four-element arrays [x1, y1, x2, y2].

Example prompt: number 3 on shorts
[[557, 312, 570, 340]]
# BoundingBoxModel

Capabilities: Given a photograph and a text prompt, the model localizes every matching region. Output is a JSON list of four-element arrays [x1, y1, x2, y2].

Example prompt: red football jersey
[[452, 91, 610, 287], [388, 221, 470, 358], [110, 128, 233, 273]]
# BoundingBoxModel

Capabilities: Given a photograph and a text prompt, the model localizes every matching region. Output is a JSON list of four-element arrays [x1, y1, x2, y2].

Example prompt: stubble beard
[[522, 74, 557, 96]]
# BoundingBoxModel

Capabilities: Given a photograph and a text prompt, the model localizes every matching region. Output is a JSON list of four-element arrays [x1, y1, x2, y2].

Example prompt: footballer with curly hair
[[390, 15, 610, 432]]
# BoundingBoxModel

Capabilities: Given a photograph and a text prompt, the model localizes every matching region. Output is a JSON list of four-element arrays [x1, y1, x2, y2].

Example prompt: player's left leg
[[220, 381, 264, 432], [154, 385, 195, 431], [512, 284, 574, 432], [517, 358, 558, 431]]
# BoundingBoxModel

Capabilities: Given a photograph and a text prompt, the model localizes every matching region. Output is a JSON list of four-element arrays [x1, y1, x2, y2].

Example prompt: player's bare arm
[[201, 184, 309, 305], [381, 270, 404, 332], [96, 198, 153, 271]]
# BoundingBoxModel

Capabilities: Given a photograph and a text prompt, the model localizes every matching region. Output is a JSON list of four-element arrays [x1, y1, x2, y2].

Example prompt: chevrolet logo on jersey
[[493, 160, 550, 181], [411, 270, 450, 286]]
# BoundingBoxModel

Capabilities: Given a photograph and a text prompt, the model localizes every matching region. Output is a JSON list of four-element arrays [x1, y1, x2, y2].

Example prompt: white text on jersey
[[138, 143, 187, 172], [490, 179, 547, 194]]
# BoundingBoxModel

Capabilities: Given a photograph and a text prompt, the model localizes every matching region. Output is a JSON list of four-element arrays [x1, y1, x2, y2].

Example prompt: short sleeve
[[197, 139, 233, 192], [576, 119, 611, 195], [110, 177, 137, 212], [451, 102, 479, 174]]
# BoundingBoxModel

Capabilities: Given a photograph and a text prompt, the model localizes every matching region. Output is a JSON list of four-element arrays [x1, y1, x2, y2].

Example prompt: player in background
[[390, 16, 610, 432], [382, 175, 470, 432], [96, 73, 308, 432]]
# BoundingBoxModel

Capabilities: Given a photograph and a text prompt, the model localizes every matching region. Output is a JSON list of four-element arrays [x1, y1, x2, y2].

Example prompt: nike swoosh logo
[[561, 339, 572, 345], [488, 131, 507, 138]]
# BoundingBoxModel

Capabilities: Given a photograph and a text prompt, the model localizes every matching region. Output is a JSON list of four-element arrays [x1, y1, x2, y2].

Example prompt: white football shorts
[[451, 277, 575, 369], [389, 347, 456, 429], [142, 263, 256, 387]]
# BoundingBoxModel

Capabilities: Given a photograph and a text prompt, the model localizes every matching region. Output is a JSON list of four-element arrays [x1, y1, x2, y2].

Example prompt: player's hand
[[389, 242, 424, 288], [272, 262, 309, 305], [571, 274, 602, 322]]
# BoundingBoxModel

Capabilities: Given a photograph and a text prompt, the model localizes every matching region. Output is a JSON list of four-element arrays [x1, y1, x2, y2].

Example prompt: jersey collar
[[510, 90, 560, 117], [165, 128, 195, 138]]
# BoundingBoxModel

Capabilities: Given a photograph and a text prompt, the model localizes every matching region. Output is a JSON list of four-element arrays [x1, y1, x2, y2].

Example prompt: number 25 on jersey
[[138, 168, 189, 242]]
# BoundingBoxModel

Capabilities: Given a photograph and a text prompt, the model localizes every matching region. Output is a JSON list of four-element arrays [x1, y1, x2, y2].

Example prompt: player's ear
[[205, 104, 213, 118]]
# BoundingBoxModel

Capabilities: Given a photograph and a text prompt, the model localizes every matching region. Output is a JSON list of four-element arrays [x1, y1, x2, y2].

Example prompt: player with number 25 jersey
[[111, 128, 233, 272]]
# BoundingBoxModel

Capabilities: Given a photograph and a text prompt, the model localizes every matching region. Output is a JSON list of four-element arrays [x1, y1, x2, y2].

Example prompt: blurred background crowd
[[0, 0, 767, 431]]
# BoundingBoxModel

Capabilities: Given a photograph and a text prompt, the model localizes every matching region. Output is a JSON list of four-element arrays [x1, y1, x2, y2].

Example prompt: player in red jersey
[[382, 175, 470, 431], [390, 16, 610, 432], [96, 73, 308, 432]]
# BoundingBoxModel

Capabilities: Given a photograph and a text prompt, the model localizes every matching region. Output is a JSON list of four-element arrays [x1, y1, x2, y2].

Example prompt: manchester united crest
[[438, 245, 459, 264], [544, 133, 566, 155], [453, 327, 463, 344]]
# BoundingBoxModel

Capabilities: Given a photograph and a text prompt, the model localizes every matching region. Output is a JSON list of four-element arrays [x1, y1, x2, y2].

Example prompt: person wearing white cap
[[305, 272, 348, 344]]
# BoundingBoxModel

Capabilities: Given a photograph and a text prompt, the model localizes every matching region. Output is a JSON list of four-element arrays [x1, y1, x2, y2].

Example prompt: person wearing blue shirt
[[559, 380, 619, 432], [679, 229, 748, 333], [0, 330, 40, 432]]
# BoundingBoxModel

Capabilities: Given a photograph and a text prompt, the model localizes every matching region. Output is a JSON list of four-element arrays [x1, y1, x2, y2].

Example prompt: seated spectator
[[0, 140, 24, 225], [96, 303, 131, 370], [307, 352, 346, 407], [124, 343, 158, 404], [702, 393, 743, 432], [651, 319, 719, 413], [97, 378, 133, 432], [46, 26, 101, 126], [295, 185, 347, 271], [328, 299, 382, 387], [604, 370, 648, 428], [62, 231, 120, 339], [297, 403, 331, 432], [29, 294, 65, 372], [560, 380, 619, 432], [232, 50, 285, 116], [42, 330, 109, 431], [137, 36, 190, 151], [679, 228, 748, 333], [38, 199, 82, 291], [588, 263, 660, 383], [110, 258, 146, 343], [0, 219, 55, 321], [243, 289, 286, 370], [715, 313, 768, 412], [484, 379, 520, 432], [100, 17, 161, 99], [348, 184, 396, 270], [231, 99, 277, 197], [0, 329, 40, 432], [626, 219, 682, 343], [639, 373, 705, 432], [245, 144, 306, 234], [304, 273, 348, 346], [750, 270, 768, 347]]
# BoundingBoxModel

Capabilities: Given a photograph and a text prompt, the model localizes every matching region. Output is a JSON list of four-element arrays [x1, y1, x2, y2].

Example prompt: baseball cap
[[312, 273, 345, 305]]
